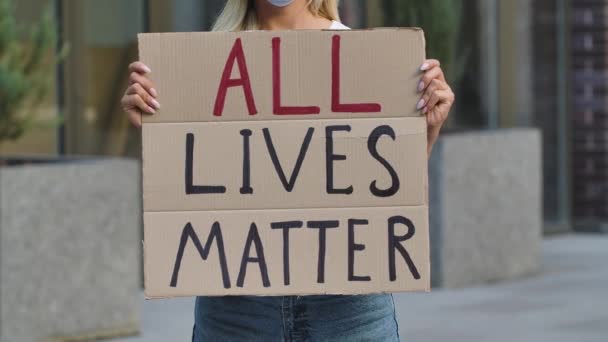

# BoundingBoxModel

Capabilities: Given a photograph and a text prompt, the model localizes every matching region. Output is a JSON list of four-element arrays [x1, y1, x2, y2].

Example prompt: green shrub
[[381, 0, 466, 84], [0, 0, 65, 143]]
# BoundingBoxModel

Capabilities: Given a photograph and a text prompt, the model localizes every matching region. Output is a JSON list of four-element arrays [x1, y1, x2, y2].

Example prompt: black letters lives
[[185, 124, 400, 197]]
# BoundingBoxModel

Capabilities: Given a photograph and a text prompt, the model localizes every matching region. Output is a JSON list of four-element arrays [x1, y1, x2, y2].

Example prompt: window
[[60, 0, 145, 156]]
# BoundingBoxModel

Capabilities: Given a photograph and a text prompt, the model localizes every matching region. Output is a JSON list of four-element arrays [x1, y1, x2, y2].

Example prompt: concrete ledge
[[0, 158, 141, 341], [573, 220, 608, 234], [429, 129, 542, 288]]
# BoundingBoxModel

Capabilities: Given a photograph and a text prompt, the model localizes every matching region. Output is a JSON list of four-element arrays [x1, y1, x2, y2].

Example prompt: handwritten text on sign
[[140, 29, 429, 297]]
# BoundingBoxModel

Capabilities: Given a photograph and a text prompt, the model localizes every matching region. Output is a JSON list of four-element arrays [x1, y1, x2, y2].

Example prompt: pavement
[[113, 234, 608, 342]]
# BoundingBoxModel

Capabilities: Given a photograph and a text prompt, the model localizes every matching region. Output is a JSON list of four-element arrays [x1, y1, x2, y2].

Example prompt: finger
[[427, 124, 440, 156], [420, 59, 440, 71], [121, 95, 144, 128], [129, 61, 152, 74], [128, 111, 142, 128], [127, 83, 160, 110], [425, 90, 443, 111], [417, 79, 443, 110], [419, 77, 448, 94], [426, 109, 435, 125], [428, 109, 443, 127], [124, 94, 156, 114], [428, 94, 454, 127], [426, 89, 453, 112], [419, 67, 446, 90], [129, 72, 158, 97]]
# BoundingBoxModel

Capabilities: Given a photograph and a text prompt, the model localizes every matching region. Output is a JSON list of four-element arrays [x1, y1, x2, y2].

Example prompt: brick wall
[[570, 0, 608, 226]]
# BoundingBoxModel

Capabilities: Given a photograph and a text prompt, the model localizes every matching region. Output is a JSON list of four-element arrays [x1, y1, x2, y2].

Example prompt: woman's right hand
[[121, 61, 160, 127]]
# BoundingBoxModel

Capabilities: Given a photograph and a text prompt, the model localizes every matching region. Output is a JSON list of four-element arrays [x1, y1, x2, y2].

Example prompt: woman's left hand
[[417, 59, 455, 155]]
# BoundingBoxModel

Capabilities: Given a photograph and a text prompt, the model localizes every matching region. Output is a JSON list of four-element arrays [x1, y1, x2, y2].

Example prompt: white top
[[330, 21, 350, 30]]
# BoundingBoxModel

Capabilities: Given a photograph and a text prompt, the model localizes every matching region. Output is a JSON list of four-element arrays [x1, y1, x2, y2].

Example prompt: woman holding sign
[[122, 0, 454, 340]]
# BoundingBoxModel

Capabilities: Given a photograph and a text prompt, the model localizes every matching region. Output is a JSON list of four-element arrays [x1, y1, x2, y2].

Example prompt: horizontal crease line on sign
[[140, 27, 421, 36], [144, 132, 425, 140], [145, 288, 430, 299], [142, 115, 425, 126], [145, 287, 430, 299], [143, 204, 428, 214]]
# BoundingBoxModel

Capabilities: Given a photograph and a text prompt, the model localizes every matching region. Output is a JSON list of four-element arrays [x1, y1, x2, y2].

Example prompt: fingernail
[[142, 65, 152, 73], [418, 81, 425, 92], [151, 99, 161, 110], [420, 62, 430, 71], [150, 88, 158, 97], [422, 106, 428, 114], [417, 98, 426, 110], [147, 106, 156, 114]]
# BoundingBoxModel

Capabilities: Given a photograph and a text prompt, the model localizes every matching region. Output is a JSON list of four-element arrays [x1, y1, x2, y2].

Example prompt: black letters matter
[[169, 217, 419, 289]]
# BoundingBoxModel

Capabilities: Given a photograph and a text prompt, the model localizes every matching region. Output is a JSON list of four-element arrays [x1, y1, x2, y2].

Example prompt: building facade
[[5, 0, 605, 233]]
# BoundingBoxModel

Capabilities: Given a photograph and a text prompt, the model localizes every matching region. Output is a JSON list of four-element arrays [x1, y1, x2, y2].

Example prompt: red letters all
[[213, 38, 258, 116]]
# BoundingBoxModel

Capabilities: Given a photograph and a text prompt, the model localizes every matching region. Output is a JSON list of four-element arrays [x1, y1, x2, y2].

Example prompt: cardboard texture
[[139, 28, 429, 298], [143, 117, 427, 211], [138, 29, 425, 122], [144, 206, 429, 297]]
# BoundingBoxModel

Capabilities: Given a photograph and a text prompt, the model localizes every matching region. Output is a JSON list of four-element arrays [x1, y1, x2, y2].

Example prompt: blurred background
[[1, 0, 606, 341]]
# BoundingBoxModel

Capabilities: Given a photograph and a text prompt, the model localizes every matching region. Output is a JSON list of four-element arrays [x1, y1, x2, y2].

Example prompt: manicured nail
[[417, 98, 426, 110], [420, 62, 430, 71], [151, 99, 161, 110], [142, 65, 152, 73], [150, 88, 158, 97], [422, 106, 429, 114], [418, 81, 425, 92], [147, 106, 156, 114]]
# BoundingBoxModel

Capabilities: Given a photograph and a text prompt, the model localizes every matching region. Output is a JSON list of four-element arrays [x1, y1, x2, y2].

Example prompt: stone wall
[[429, 129, 542, 288], [0, 159, 141, 341]]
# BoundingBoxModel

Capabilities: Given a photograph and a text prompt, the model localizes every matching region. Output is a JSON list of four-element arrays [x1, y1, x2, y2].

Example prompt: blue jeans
[[192, 294, 400, 341]]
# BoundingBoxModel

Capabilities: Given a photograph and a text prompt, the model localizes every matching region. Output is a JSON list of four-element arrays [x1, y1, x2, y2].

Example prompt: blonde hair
[[212, 0, 340, 32]]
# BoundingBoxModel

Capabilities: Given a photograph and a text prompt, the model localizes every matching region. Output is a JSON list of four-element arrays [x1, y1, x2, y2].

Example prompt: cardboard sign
[[139, 29, 429, 298]]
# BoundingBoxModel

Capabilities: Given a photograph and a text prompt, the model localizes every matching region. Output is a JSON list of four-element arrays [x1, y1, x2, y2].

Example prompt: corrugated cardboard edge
[[137, 27, 424, 38], [143, 239, 152, 299], [138, 34, 155, 301], [146, 289, 429, 299], [418, 28, 429, 291]]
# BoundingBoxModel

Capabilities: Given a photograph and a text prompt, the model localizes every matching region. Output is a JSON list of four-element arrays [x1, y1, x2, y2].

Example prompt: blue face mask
[[267, 0, 296, 7]]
